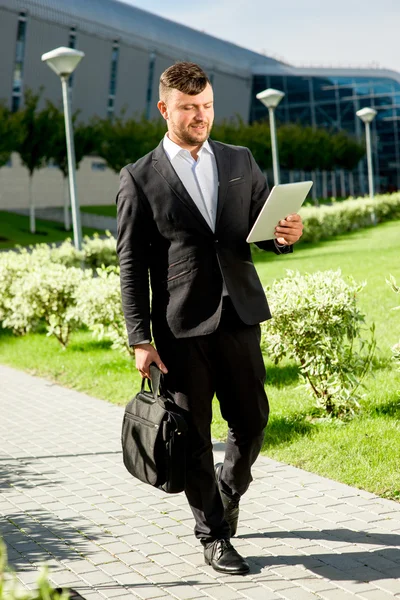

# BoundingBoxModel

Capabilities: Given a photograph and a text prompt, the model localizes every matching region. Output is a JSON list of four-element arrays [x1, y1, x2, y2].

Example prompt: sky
[[120, 0, 400, 73]]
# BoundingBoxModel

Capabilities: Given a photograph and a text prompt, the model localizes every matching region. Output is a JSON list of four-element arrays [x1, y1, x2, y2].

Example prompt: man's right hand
[[133, 343, 168, 379]]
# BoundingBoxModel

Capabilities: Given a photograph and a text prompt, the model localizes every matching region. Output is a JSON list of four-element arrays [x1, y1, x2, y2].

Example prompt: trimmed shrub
[[387, 275, 400, 368], [261, 269, 376, 418], [0, 249, 32, 325], [73, 265, 131, 354], [81, 231, 117, 269], [299, 193, 400, 243], [2, 261, 90, 346]]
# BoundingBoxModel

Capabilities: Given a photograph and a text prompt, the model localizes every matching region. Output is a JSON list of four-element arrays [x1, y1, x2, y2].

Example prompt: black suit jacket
[[116, 139, 292, 346]]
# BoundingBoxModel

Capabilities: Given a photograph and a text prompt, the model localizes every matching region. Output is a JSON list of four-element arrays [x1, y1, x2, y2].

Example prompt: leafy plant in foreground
[[0, 538, 70, 600]]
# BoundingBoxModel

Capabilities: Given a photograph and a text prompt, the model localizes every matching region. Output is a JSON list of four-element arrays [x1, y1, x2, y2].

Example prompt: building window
[[68, 27, 77, 88], [107, 41, 119, 118], [145, 52, 156, 120], [91, 161, 107, 172], [12, 12, 27, 112]]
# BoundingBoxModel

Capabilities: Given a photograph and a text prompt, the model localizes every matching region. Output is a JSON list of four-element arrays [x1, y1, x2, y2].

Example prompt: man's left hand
[[275, 213, 303, 245]]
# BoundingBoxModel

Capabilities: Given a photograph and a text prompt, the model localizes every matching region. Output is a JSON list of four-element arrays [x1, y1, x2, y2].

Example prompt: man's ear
[[157, 100, 168, 121]]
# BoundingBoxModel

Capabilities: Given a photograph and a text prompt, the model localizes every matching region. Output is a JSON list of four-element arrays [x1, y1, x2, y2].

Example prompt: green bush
[[0, 538, 70, 600], [29, 232, 117, 270], [73, 265, 131, 354], [81, 231, 117, 269], [0, 250, 32, 326], [1, 257, 90, 346], [387, 275, 400, 368], [299, 193, 400, 243], [261, 269, 376, 418]]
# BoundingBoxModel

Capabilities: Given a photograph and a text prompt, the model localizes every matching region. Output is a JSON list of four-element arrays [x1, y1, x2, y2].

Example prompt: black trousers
[[153, 297, 269, 543]]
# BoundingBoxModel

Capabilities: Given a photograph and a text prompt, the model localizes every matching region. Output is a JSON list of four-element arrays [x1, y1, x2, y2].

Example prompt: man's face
[[158, 83, 214, 149]]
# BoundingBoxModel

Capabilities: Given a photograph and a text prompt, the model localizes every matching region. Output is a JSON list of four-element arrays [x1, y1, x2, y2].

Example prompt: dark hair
[[159, 62, 210, 99]]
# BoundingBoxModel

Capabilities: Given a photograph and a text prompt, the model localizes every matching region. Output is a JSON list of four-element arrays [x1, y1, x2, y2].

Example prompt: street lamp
[[41, 46, 85, 249], [356, 107, 377, 199], [256, 88, 285, 185]]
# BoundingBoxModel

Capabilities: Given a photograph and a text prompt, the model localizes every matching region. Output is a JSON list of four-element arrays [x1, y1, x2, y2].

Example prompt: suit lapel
[[210, 140, 230, 227], [152, 141, 213, 234]]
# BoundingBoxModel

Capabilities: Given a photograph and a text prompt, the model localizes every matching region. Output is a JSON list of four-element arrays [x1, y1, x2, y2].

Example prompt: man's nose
[[194, 108, 206, 121]]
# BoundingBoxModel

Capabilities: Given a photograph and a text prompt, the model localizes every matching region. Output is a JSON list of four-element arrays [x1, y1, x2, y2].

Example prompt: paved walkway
[[1, 364, 400, 600]]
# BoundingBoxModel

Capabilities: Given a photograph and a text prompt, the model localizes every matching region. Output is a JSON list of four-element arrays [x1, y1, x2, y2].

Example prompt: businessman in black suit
[[116, 62, 303, 575]]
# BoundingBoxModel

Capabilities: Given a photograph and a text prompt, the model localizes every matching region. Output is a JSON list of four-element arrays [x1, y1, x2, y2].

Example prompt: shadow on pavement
[[1, 509, 105, 569]]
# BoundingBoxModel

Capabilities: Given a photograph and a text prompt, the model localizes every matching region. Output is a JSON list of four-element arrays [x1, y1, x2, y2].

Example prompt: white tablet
[[246, 181, 313, 243]]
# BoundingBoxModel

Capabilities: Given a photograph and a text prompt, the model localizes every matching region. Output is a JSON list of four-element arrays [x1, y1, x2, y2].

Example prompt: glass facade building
[[251, 71, 400, 195]]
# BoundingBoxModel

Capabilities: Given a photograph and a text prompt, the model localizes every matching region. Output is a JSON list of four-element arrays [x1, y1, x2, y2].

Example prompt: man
[[116, 62, 303, 575]]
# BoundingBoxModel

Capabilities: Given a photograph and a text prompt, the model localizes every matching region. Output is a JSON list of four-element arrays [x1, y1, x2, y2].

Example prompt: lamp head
[[41, 46, 85, 77], [356, 107, 377, 124], [256, 87, 285, 109]]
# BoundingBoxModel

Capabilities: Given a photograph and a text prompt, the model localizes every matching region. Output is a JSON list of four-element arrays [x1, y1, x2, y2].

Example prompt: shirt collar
[[163, 133, 213, 161]]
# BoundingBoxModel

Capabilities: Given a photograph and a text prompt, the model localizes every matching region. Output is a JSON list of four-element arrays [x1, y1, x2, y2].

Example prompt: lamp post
[[356, 107, 377, 199], [256, 88, 285, 185], [41, 46, 85, 249]]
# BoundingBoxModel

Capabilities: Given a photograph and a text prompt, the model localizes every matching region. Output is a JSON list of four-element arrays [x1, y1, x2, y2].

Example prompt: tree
[[14, 89, 54, 233], [95, 114, 166, 173], [0, 102, 16, 168], [212, 117, 272, 171], [44, 101, 98, 229]]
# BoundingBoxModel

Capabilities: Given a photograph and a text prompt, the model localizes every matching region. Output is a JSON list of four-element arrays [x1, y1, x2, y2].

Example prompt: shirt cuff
[[133, 340, 151, 346], [274, 240, 286, 253]]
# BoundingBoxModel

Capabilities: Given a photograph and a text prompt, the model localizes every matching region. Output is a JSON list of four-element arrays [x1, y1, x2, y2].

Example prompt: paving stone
[[277, 587, 323, 600], [127, 585, 175, 600], [195, 586, 242, 600], [158, 585, 206, 599], [360, 589, 400, 600]]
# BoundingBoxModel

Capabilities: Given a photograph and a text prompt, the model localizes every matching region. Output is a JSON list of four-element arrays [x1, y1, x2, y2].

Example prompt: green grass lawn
[[0, 211, 104, 249], [81, 205, 117, 218], [1, 220, 400, 499]]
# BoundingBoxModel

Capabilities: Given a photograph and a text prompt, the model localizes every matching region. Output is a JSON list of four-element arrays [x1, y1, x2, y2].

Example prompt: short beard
[[175, 124, 211, 147]]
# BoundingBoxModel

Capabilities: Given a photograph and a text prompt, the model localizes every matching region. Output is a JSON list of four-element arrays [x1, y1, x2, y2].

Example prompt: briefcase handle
[[140, 363, 162, 402]]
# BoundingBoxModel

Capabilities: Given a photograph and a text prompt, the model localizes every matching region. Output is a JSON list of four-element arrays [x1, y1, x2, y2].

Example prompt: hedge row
[[299, 193, 400, 243]]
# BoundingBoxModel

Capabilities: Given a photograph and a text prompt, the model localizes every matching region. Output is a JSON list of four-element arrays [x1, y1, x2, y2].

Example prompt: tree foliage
[[13, 89, 53, 177], [44, 101, 98, 178], [0, 102, 15, 168], [95, 114, 166, 173]]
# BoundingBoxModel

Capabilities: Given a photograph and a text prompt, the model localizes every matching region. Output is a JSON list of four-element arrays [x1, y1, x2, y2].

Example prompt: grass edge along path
[[1, 220, 400, 500], [0, 211, 104, 249]]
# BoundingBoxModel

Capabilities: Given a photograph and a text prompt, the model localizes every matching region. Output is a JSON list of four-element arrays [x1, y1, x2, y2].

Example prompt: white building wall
[[0, 153, 119, 210]]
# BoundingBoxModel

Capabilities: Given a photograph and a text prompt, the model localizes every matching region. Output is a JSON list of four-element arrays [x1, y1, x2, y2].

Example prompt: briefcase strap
[[140, 363, 163, 402]]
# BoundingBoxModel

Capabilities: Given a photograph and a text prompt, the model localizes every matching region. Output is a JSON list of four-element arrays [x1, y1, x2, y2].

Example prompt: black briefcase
[[121, 364, 187, 494]]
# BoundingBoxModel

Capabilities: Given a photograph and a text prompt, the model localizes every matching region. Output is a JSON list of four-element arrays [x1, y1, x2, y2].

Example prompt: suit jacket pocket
[[228, 176, 245, 187], [167, 253, 197, 282]]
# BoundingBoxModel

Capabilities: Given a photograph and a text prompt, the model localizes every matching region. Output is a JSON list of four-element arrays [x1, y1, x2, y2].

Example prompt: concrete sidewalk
[[1, 364, 400, 600]]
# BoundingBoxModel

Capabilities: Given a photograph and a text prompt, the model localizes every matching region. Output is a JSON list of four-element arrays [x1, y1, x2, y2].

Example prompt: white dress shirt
[[163, 134, 218, 231]]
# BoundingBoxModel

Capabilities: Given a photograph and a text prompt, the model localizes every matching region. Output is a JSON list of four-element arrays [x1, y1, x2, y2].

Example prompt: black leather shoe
[[215, 463, 240, 537], [204, 539, 250, 574]]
